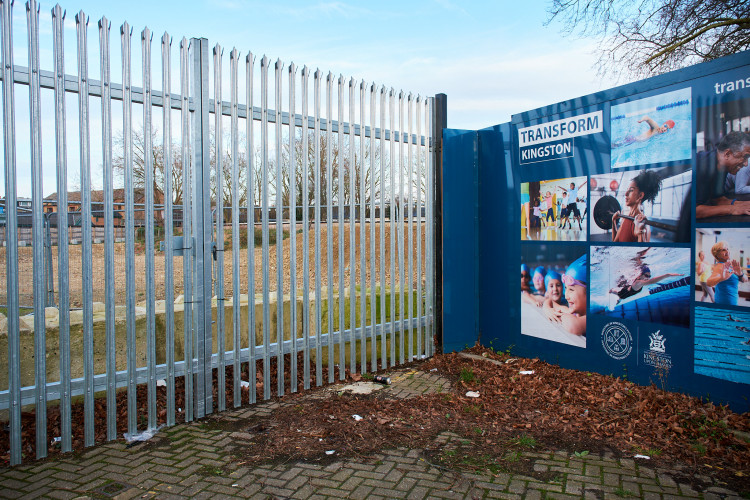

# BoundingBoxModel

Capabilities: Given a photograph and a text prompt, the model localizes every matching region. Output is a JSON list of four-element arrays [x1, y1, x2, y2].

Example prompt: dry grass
[[1, 222, 429, 309]]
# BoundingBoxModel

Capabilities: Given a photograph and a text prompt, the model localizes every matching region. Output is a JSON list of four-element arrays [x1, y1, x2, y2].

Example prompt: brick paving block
[[289, 483, 315, 499], [0, 487, 23, 499], [21, 476, 55, 493], [338, 475, 364, 491], [205, 474, 237, 487], [45, 490, 78, 499], [261, 485, 297, 498], [531, 459, 558, 467], [677, 482, 700, 497], [486, 491, 522, 499], [507, 479, 528, 495], [405, 485, 430, 500], [329, 467, 354, 482], [348, 483, 374, 500], [152, 482, 186, 495], [323, 461, 343, 473], [639, 493, 661, 500], [602, 472, 620, 487], [405, 470, 442, 481], [394, 476, 417, 491], [521, 489, 542, 500], [259, 476, 292, 489], [138, 478, 160, 490], [393, 462, 429, 473], [660, 487, 690, 497], [565, 473, 596, 484], [312, 486, 350, 497], [104, 450, 132, 463], [149, 457, 178, 467], [603, 466, 629, 476], [527, 481, 563, 492], [277, 465, 305, 480], [389, 455, 419, 465], [383, 467, 404, 483], [363, 478, 396, 489], [374, 460, 395, 475], [309, 477, 342, 489], [184, 489, 214, 500], [637, 466, 657, 478], [213, 436, 235, 448], [235, 476, 263, 492], [641, 483, 667, 493], [54, 462, 83, 473], [205, 482, 241, 496], [354, 469, 388, 480], [197, 457, 226, 469], [621, 480, 641, 495], [509, 473, 539, 483], [619, 458, 637, 469], [583, 464, 602, 477], [565, 479, 583, 495], [472, 479, 508, 492], [149, 464, 180, 475], [0, 477, 33, 491], [545, 493, 584, 500], [176, 481, 208, 498], [78, 477, 109, 492], [623, 475, 661, 486], [533, 463, 549, 473], [551, 465, 584, 475], [3, 469, 33, 481], [177, 463, 203, 477], [428, 489, 468, 499], [657, 473, 678, 488]]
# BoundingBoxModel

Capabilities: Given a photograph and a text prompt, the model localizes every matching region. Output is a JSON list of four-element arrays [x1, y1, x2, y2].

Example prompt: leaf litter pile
[[2, 346, 749, 492], [232, 347, 750, 492]]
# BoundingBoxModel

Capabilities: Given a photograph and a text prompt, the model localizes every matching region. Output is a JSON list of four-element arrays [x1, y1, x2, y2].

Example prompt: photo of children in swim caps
[[521, 244, 588, 348], [610, 88, 692, 169]]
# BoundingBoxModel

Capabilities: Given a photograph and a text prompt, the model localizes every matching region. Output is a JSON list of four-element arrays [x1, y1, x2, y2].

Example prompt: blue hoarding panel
[[444, 50, 750, 412], [442, 129, 480, 353]]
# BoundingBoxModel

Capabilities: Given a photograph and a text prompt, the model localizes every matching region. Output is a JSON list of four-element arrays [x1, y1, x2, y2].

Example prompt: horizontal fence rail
[[0, 0, 436, 466]]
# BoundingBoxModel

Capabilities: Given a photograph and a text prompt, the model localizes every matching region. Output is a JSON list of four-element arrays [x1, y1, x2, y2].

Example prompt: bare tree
[[113, 127, 183, 205], [547, 0, 750, 79], [282, 132, 384, 215]]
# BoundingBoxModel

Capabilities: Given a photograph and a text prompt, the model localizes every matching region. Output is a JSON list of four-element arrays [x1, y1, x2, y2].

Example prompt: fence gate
[[0, 0, 438, 466]]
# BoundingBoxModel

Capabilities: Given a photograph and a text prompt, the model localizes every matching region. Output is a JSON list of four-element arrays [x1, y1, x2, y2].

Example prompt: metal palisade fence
[[0, 1, 437, 465]]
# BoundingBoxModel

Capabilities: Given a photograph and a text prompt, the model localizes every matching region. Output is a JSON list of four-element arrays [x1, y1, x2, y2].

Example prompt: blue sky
[[23, 0, 621, 129], [2, 0, 625, 197]]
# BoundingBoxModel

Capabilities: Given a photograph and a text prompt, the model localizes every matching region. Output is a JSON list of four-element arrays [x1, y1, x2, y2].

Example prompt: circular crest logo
[[601, 322, 632, 360]]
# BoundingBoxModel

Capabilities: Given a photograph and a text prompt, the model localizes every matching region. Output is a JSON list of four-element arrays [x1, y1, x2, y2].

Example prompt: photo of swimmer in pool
[[589, 165, 691, 243], [695, 228, 750, 308], [521, 245, 588, 348], [610, 87, 692, 169], [590, 246, 691, 327], [611, 116, 675, 148]]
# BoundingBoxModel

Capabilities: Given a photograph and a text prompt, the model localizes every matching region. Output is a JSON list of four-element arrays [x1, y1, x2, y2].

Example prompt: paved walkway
[[0, 368, 744, 499]]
